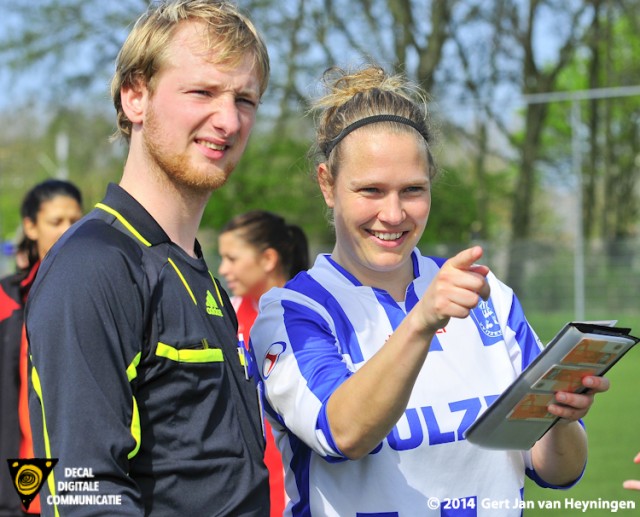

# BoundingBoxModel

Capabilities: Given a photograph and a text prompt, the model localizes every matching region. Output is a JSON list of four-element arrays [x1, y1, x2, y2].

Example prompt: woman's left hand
[[547, 375, 610, 422]]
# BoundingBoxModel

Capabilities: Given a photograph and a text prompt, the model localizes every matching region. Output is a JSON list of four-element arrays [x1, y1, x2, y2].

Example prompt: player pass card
[[532, 365, 597, 393], [561, 338, 627, 367], [507, 393, 556, 421]]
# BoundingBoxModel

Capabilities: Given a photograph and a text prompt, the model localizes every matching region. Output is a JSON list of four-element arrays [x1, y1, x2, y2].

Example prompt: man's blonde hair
[[111, 0, 270, 142]]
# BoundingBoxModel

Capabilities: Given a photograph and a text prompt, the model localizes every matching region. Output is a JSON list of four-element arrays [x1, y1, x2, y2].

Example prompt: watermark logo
[[7, 458, 58, 510]]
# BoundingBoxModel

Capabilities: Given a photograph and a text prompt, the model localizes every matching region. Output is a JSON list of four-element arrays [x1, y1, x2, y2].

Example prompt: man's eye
[[405, 186, 426, 193], [237, 97, 257, 107]]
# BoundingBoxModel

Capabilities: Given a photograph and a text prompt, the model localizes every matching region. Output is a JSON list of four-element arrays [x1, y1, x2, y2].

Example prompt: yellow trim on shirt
[[95, 202, 152, 247], [156, 342, 224, 363], [168, 258, 197, 305], [209, 271, 224, 307], [126, 353, 142, 459], [31, 365, 61, 517]]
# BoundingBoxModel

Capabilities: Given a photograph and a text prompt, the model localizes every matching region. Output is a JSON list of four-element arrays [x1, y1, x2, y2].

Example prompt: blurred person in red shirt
[[218, 210, 309, 516], [0, 179, 83, 516]]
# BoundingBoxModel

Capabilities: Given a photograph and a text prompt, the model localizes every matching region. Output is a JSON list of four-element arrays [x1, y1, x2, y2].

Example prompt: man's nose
[[210, 96, 241, 137]]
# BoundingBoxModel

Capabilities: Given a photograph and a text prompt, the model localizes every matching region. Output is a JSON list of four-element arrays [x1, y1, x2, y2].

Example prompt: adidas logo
[[206, 291, 223, 317]]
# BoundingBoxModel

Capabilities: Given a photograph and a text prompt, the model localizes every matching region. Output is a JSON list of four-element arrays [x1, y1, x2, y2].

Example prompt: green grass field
[[522, 312, 640, 515]]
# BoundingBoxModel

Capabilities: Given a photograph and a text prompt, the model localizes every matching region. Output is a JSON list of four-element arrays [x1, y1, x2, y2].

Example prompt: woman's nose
[[379, 194, 405, 225]]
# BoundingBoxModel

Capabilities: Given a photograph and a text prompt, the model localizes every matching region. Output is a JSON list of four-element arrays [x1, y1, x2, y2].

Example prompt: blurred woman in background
[[0, 179, 83, 516], [218, 210, 309, 517]]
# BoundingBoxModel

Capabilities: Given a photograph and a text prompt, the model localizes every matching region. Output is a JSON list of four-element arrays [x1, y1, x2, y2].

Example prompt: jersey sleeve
[[26, 223, 147, 515], [250, 288, 352, 459]]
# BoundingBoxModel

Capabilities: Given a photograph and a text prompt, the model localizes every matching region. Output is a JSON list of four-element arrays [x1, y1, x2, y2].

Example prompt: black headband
[[324, 114, 428, 156]]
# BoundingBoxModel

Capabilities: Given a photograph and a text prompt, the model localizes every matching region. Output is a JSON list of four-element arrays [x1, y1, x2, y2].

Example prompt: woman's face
[[318, 129, 431, 287], [218, 230, 271, 300], [23, 195, 83, 261]]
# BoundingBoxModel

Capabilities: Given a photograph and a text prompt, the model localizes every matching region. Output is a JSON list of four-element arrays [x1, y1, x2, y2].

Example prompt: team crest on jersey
[[263, 342, 286, 378], [471, 299, 503, 346]]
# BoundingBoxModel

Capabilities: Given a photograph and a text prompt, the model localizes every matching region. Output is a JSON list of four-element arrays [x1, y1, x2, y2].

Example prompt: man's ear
[[317, 163, 335, 208], [120, 78, 148, 124]]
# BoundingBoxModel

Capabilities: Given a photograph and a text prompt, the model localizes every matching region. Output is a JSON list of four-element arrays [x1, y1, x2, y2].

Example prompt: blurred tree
[[0, 107, 123, 242], [0, 0, 146, 106], [496, 0, 594, 293], [597, 1, 640, 252], [538, 0, 640, 269], [1, 0, 638, 288], [543, 6, 640, 230], [203, 132, 332, 244]]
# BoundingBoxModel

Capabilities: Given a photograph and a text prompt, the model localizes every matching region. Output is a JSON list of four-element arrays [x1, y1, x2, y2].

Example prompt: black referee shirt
[[26, 183, 269, 516]]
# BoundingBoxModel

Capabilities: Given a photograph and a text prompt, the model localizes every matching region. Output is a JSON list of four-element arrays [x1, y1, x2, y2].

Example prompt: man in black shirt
[[26, 1, 270, 515]]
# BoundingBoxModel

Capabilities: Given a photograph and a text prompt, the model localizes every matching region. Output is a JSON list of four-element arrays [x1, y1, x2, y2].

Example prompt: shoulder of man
[[29, 216, 146, 304]]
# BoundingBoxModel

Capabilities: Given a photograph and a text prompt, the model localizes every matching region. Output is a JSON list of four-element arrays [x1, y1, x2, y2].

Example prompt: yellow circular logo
[[14, 464, 43, 496]]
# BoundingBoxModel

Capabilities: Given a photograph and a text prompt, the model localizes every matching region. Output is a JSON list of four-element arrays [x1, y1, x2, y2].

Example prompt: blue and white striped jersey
[[250, 251, 571, 516]]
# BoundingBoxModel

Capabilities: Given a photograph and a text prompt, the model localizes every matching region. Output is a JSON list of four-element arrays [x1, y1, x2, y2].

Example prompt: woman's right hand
[[414, 245, 491, 335]]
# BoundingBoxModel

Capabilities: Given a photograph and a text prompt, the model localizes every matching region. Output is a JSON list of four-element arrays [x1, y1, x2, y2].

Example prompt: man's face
[[141, 21, 261, 193]]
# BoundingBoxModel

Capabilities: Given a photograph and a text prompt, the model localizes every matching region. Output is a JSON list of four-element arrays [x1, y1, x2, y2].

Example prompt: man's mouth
[[197, 139, 227, 151]]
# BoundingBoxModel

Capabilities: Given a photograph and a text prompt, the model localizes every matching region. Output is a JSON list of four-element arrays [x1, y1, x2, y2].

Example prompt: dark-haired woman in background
[[0, 179, 83, 516], [218, 210, 309, 517]]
